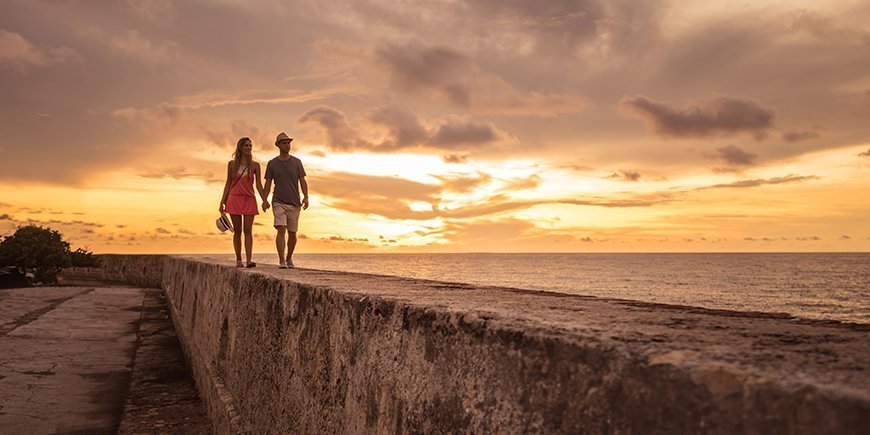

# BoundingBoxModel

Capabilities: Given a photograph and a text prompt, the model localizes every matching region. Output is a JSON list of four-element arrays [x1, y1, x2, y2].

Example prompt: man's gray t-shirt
[[265, 155, 306, 206]]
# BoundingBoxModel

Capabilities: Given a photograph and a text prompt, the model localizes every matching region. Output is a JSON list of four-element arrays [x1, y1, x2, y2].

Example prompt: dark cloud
[[620, 95, 775, 139], [699, 174, 820, 190], [0, 214, 11, 220], [296, 106, 371, 151], [430, 117, 503, 149], [839, 235, 850, 240], [376, 44, 471, 106], [795, 236, 821, 241], [711, 145, 757, 166], [366, 105, 428, 148], [859, 149, 870, 157], [297, 105, 509, 153], [369, 40, 586, 116], [607, 170, 641, 182], [155, 227, 170, 234], [782, 129, 820, 142]]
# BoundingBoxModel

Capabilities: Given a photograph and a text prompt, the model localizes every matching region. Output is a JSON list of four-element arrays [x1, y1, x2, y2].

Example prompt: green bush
[[0, 225, 99, 285], [70, 247, 100, 268]]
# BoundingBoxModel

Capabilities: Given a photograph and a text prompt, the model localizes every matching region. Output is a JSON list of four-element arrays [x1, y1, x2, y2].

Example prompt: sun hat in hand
[[216, 213, 233, 233]]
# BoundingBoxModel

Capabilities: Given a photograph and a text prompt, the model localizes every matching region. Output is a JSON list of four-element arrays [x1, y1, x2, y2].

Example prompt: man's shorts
[[273, 203, 301, 232]]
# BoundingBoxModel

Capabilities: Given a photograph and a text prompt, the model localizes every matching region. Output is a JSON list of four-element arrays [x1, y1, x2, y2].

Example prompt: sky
[[1, 0, 869, 253]]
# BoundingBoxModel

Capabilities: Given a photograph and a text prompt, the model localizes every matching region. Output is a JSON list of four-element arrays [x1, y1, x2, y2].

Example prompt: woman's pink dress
[[226, 167, 259, 216]]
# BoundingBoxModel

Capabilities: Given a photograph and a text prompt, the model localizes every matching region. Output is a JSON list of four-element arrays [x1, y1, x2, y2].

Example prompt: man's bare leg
[[287, 231, 298, 266], [275, 226, 287, 264]]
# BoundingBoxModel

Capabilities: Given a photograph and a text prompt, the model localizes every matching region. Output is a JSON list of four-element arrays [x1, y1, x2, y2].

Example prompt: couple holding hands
[[219, 132, 308, 269]]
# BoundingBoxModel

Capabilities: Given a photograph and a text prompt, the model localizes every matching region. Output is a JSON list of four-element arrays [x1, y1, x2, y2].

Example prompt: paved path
[[0, 284, 210, 434]]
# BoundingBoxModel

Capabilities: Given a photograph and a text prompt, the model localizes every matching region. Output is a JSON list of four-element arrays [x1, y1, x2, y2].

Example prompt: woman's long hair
[[232, 137, 252, 175]]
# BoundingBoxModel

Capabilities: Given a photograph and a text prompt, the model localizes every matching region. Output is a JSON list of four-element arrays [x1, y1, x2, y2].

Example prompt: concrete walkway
[[0, 284, 209, 434]]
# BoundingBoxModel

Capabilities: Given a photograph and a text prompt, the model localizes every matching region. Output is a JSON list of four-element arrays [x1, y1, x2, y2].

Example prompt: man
[[263, 132, 309, 268]]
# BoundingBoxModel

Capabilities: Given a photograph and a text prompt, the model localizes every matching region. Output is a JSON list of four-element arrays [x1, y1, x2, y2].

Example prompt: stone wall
[[83, 255, 870, 434]]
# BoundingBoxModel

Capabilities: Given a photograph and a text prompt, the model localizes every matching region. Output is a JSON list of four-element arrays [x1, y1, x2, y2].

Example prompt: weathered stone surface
[[0, 286, 144, 434], [117, 288, 211, 434], [0, 282, 211, 434], [88, 255, 870, 434]]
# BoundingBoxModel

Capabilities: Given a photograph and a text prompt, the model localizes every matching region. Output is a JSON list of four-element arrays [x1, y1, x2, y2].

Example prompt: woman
[[219, 137, 269, 268]]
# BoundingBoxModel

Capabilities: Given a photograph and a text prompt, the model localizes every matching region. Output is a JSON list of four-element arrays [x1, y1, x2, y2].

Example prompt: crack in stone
[[0, 288, 96, 337]]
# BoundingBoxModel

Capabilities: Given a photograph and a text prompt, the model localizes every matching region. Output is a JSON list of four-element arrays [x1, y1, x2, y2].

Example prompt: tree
[[0, 225, 99, 285]]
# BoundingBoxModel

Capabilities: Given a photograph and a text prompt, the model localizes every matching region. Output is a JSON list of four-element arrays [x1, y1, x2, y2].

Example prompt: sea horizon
[[163, 252, 870, 325]]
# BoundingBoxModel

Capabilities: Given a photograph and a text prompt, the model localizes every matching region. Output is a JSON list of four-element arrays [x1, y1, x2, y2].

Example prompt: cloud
[[311, 171, 441, 219], [465, 0, 613, 54], [795, 236, 821, 241], [561, 192, 676, 208], [442, 154, 468, 164], [432, 218, 537, 244], [0, 214, 11, 220], [110, 30, 177, 64], [859, 149, 870, 157], [297, 105, 511, 153], [376, 43, 472, 106], [782, 129, 820, 142], [112, 103, 181, 127], [124, 0, 177, 23], [501, 174, 542, 191], [619, 95, 775, 139], [435, 173, 492, 194], [607, 170, 641, 182], [711, 145, 757, 166], [700, 174, 820, 190], [138, 165, 219, 183], [324, 235, 371, 244], [313, 170, 673, 222], [373, 41, 585, 116], [0, 30, 81, 72], [155, 227, 171, 234], [297, 106, 372, 151], [430, 116, 504, 149], [366, 105, 429, 148], [839, 235, 850, 240], [172, 87, 355, 110]]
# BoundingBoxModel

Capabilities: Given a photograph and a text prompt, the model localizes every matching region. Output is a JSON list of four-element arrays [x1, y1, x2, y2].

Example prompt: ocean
[[242, 253, 870, 324]]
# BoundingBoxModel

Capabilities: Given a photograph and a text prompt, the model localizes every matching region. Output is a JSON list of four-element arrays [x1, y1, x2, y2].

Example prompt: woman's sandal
[[246, 262, 257, 268], [236, 260, 244, 268]]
